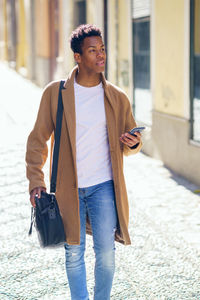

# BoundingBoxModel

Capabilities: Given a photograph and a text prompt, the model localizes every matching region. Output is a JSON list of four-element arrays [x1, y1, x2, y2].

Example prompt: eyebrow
[[88, 44, 105, 48]]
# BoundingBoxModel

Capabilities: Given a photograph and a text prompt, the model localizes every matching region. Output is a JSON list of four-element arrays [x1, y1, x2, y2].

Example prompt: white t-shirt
[[74, 79, 113, 188]]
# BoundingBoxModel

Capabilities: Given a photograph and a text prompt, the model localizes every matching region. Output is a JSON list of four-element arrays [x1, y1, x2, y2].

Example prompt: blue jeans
[[64, 180, 117, 300]]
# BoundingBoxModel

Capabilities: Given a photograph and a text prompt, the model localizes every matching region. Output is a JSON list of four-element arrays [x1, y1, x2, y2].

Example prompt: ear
[[74, 53, 81, 64]]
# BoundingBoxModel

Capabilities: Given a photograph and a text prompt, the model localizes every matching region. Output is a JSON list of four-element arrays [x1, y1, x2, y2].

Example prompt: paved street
[[0, 63, 200, 300]]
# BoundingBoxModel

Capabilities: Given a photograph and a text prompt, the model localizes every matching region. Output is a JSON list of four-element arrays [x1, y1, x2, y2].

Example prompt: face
[[74, 36, 106, 74]]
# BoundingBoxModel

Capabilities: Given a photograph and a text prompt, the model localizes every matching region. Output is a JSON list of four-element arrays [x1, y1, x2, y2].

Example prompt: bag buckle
[[48, 194, 56, 219]]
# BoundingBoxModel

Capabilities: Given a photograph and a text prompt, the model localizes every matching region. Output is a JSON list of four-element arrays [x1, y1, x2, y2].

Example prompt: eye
[[89, 49, 95, 52]]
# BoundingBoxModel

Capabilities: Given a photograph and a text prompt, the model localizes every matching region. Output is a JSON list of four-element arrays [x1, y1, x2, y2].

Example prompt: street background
[[0, 63, 200, 300], [1, 0, 200, 186]]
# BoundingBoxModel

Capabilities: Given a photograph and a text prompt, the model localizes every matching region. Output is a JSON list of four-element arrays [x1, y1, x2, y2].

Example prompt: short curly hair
[[70, 24, 102, 54]]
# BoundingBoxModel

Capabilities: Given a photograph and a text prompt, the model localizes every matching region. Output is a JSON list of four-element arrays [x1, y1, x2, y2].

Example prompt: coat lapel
[[101, 74, 117, 151], [104, 92, 117, 152], [61, 67, 77, 169]]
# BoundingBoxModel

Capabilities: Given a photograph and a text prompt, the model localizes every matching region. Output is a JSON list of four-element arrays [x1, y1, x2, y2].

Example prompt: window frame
[[132, 16, 151, 122], [190, 0, 195, 140]]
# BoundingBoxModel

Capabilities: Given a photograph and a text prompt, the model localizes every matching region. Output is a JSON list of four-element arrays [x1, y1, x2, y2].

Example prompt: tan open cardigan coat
[[26, 66, 142, 245]]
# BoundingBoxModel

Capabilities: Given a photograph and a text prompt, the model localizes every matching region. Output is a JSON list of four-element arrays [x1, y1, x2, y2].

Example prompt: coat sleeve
[[123, 98, 142, 156], [25, 84, 54, 193]]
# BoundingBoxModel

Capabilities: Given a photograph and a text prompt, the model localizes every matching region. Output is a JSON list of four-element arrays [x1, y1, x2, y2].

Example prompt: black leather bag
[[28, 80, 66, 248], [33, 192, 66, 247]]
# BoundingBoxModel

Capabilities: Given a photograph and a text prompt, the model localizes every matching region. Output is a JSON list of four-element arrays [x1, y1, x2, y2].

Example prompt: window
[[74, 0, 86, 28], [132, 17, 152, 125], [190, 0, 200, 142]]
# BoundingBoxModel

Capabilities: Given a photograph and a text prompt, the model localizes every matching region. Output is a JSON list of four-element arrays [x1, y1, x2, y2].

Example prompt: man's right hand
[[30, 187, 46, 208]]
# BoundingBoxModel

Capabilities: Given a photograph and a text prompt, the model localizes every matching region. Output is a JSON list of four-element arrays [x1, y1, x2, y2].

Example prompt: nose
[[96, 49, 104, 58]]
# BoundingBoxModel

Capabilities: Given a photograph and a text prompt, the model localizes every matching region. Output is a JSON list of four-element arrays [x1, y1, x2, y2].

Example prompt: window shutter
[[132, 0, 151, 19]]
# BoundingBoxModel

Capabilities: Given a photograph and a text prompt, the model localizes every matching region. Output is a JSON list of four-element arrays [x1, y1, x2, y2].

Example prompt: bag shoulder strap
[[50, 80, 65, 193]]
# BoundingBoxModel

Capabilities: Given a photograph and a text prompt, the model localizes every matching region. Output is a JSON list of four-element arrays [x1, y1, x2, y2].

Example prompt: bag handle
[[29, 81, 65, 236], [50, 80, 65, 193]]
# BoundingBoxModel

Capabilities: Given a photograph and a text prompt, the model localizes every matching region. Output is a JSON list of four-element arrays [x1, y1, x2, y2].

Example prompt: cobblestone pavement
[[0, 63, 200, 300]]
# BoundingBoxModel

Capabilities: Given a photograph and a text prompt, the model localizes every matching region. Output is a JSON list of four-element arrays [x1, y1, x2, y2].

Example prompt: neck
[[75, 68, 101, 87]]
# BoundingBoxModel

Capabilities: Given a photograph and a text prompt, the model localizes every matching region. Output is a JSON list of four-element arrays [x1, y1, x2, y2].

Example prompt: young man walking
[[26, 24, 142, 300]]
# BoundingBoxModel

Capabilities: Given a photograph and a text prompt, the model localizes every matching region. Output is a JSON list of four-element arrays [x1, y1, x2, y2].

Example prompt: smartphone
[[129, 126, 146, 136]]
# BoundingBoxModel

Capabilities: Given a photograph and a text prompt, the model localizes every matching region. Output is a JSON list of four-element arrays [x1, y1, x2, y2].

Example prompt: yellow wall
[[64, 0, 75, 72], [118, 0, 131, 96], [195, 0, 200, 54], [107, 0, 131, 97], [58, 0, 64, 58], [16, 0, 27, 69], [35, 0, 50, 58], [154, 0, 185, 117], [107, 0, 117, 84], [1, 0, 8, 60], [86, 0, 95, 24], [86, 0, 104, 33]]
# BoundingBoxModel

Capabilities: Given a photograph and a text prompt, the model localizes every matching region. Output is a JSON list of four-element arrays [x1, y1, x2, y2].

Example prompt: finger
[[120, 136, 133, 147], [30, 189, 36, 201], [124, 135, 138, 144], [125, 132, 141, 141], [37, 187, 46, 198], [30, 197, 36, 208], [133, 132, 141, 138], [128, 136, 141, 145], [30, 192, 36, 208], [124, 133, 135, 140], [30, 188, 39, 205], [38, 188, 42, 198], [120, 134, 140, 147]]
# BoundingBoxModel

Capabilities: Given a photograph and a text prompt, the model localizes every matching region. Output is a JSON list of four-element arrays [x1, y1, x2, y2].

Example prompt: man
[[26, 24, 142, 300]]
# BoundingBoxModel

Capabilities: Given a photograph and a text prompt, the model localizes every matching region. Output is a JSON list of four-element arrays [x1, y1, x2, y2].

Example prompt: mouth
[[96, 60, 105, 66]]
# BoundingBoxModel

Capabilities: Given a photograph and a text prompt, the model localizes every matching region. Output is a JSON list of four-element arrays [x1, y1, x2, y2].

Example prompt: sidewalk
[[0, 63, 200, 300]]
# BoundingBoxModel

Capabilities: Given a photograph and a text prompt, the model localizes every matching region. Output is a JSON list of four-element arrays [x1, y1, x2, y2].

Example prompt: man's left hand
[[119, 131, 141, 148]]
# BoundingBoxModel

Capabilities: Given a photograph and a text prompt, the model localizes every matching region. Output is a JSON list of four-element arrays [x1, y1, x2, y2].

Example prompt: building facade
[[146, 0, 200, 186], [0, 0, 199, 185]]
